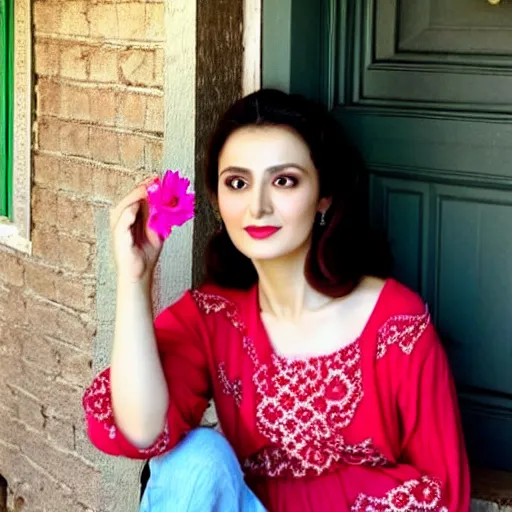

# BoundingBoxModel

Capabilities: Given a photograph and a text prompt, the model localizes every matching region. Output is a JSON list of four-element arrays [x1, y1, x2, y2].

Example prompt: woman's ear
[[318, 196, 332, 214], [208, 195, 222, 222]]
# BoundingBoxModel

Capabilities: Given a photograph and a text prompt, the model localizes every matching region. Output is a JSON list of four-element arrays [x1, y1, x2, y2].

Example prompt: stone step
[[471, 468, 512, 511], [472, 499, 512, 511]]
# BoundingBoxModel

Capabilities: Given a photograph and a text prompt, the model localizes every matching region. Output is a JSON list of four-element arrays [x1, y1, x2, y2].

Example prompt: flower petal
[[145, 170, 195, 240], [148, 211, 174, 239], [161, 170, 191, 205], [160, 171, 178, 204], [146, 177, 162, 201]]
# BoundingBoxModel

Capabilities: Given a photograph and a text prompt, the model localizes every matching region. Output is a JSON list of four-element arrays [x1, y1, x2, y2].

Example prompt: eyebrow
[[219, 163, 307, 177]]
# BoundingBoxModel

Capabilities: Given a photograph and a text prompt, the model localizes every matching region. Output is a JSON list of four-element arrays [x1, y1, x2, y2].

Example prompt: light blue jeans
[[139, 428, 267, 512]]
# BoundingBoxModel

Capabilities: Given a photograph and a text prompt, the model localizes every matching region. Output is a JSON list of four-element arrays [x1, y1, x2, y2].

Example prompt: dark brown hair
[[203, 89, 392, 297]]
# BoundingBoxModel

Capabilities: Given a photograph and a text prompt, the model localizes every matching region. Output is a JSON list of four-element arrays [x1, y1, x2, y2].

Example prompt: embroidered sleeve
[[82, 291, 212, 459], [82, 368, 171, 459], [395, 325, 471, 511]]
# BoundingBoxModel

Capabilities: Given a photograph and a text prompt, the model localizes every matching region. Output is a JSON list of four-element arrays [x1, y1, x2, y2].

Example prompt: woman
[[83, 89, 470, 511]]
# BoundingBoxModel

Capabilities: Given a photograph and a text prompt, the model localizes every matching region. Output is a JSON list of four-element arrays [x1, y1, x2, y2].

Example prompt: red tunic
[[83, 278, 470, 511]]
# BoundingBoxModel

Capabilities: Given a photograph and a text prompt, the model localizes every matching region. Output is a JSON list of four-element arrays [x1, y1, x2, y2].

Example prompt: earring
[[320, 211, 327, 226]]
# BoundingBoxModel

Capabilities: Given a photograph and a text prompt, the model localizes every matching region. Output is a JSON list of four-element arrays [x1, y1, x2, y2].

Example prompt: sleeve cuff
[[82, 367, 174, 459]]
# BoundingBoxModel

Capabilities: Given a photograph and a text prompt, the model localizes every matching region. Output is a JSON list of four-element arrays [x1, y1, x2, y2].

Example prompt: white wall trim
[[243, 0, 262, 95], [0, 0, 33, 254], [156, 0, 197, 313]]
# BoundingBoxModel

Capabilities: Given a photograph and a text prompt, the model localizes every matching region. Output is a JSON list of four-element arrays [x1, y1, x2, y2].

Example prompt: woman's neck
[[253, 245, 330, 321]]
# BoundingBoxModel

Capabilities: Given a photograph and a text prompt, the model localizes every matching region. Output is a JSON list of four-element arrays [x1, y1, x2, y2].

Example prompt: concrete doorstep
[[472, 499, 512, 511], [471, 468, 512, 511]]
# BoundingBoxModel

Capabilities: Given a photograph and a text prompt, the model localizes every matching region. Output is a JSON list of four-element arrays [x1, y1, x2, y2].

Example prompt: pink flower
[[146, 170, 195, 239]]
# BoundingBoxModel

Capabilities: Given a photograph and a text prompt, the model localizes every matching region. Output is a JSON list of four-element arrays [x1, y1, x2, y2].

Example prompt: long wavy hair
[[202, 89, 392, 297]]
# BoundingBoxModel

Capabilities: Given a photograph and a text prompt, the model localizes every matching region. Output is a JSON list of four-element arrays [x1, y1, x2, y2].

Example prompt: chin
[[231, 243, 282, 261], [233, 238, 311, 263], [244, 250, 288, 261]]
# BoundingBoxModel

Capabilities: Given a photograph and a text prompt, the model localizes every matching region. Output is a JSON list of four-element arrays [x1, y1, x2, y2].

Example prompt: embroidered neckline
[[253, 278, 392, 364]]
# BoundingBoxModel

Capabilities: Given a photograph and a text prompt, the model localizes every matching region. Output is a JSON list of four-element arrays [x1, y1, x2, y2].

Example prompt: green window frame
[[1, 0, 14, 219]]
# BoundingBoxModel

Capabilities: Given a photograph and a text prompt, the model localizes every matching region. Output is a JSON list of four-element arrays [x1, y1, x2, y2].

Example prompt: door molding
[[353, 0, 512, 112]]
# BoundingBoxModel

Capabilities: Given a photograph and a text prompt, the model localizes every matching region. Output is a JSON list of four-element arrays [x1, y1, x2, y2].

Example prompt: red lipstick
[[244, 226, 281, 239]]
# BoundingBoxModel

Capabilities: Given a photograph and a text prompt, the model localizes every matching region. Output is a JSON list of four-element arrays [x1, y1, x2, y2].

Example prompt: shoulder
[[152, 286, 249, 346], [189, 283, 253, 310], [355, 276, 426, 326], [156, 284, 254, 332], [185, 282, 256, 331], [379, 278, 426, 317]]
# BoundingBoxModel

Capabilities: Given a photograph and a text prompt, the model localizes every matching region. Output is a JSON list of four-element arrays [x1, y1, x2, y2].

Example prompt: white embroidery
[[244, 438, 389, 478], [217, 362, 242, 406], [249, 337, 366, 476], [352, 475, 446, 511], [191, 290, 245, 331], [376, 308, 430, 359]]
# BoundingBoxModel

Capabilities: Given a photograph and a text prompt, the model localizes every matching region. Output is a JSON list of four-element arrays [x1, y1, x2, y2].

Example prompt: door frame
[[260, 0, 340, 105]]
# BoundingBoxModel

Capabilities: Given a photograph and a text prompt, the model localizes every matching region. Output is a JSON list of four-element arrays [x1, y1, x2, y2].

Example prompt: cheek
[[218, 190, 245, 222], [277, 190, 319, 222]]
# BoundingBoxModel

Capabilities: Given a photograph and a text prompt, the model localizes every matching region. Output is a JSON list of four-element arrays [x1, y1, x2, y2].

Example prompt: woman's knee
[[150, 427, 241, 477], [182, 426, 232, 455], [141, 428, 267, 512], [142, 428, 244, 510]]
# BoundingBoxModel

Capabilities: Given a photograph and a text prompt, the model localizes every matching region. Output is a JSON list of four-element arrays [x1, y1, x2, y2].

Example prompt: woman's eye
[[274, 176, 298, 188], [226, 177, 247, 190]]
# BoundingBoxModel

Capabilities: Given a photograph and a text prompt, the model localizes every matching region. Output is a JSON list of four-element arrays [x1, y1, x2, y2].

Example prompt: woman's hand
[[110, 181, 163, 284]]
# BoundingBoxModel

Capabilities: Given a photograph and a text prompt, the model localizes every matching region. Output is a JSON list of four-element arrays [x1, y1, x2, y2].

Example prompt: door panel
[[399, 0, 512, 54], [366, 0, 512, 110], [435, 187, 512, 391], [370, 176, 430, 295]]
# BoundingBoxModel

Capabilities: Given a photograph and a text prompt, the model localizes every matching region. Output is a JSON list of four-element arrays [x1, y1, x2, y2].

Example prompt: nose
[[249, 181, 272, 219]]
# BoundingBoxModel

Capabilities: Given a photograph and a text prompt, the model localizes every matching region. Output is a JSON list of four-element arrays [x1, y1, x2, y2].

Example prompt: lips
[[244, 226, 281, 239]]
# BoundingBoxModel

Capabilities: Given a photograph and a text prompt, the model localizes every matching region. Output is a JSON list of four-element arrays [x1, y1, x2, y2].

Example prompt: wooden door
[[263, 0, 512, 471]]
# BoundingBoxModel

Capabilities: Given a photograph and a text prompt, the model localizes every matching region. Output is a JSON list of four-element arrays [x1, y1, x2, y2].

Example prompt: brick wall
[[0, 1, 165, 510]]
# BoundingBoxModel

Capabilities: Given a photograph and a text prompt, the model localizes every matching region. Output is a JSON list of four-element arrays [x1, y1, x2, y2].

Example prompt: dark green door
[[263, 0, 512, 471]]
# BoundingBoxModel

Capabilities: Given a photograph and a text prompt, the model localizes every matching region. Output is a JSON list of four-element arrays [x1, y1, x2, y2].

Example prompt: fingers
[[118, 202, 140, 234], [136, 175, 158, 188], [110, 202, 138, 257], [145, 221, 164, 248], [110, 182, 152, 232]]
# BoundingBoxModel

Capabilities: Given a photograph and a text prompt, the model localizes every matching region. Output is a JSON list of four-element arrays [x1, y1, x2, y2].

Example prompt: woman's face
[[217, 125, 330, 262]]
